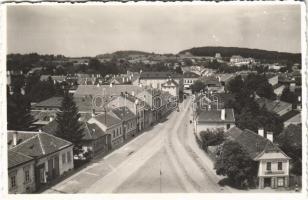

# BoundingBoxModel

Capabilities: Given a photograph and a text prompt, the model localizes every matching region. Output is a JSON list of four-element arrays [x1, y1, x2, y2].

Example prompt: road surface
[[43, 98, 231, 193]]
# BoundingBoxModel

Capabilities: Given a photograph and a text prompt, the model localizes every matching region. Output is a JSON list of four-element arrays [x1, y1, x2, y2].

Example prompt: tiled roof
[[111, 106, 136, 121], [197, 109, 235, 123], [74, 85, 144, 98], [8, 150, 34, 169], [226, 127, 289, 160], [32, 97, 63, 109], [280, 110, 301, 122], [199, 76, 221, 86], [183, 72, 200, 78], [256, 98, 292, 115], [94, 112, 122, 127], [42, 120, 106, 141], [140, 71, 183, 79], [8, 131, 72, 158]]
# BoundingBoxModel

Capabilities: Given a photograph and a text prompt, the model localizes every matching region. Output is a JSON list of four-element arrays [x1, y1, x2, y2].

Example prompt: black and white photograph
[[1, 1, 306, 197]]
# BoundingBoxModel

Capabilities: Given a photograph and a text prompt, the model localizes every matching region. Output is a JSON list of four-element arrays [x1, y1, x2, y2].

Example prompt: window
[[10, 176, 16, 188], [266, 162, 271, 171], [62, 153, 66, 164], [67, 151, 71, 163], [278, 162, 282, 170], [113, 130, 116, 138], [24, 170, 30, 183]]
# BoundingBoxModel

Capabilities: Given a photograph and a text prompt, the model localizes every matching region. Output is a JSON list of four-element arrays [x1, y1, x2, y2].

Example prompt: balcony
[[265, 170, 285, 175]]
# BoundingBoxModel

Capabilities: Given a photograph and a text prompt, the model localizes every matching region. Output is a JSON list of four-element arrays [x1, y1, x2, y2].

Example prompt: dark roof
[[8, 131, 72, 158], [256, 98, 292, 114], [140, 71, 183, 79], [42, 120, 106, 141], [94, 112, 122, 127], [197, 109, 235, 123], [225, 127, 287, 160], [199, 76, 221, 86], [32, 97, 63, 109], [74, 85, 144, 98], [280, 110, 300, 122], [8, 150, 34, 169], [111, 106, 136, 121], [183, 71, 200, 78]]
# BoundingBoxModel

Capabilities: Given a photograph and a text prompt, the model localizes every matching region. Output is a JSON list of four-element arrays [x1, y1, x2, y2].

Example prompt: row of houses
[[9, 81, 180, 194]]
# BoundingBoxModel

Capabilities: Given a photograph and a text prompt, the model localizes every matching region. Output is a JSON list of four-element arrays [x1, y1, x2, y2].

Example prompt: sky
[[7, 3, 302, 57]]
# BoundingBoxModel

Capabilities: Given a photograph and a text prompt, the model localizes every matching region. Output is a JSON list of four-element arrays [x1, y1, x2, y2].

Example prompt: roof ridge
[[37, 134, 46, 155], [40, 132, 73, 146], [84, 122, 93, 139], [9, 133, 37, 150]]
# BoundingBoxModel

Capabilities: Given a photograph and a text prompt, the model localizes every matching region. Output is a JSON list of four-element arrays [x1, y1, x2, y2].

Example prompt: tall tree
[[7, 89, 36, 131], [200, 129, 225, 151], [280, 87, 297, 104], [55, 91, 84, 156], [215, 140, 258, 188], [277, 124, 302, 176], [226, 75, 244, 94], [190, 80, 206, 93]]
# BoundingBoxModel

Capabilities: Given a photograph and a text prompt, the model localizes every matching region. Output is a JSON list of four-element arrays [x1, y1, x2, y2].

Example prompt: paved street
[[43, 98, 231, 193]]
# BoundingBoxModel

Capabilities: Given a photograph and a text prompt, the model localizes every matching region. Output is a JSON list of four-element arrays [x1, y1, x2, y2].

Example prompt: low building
[[88, 112, 123, 149], [195, 108, 235, 136], [280, 110, 301, 128], [7, 131, 74, 192], [42, 120, 110, 158], [225, 127, 291, 189], [256, 98, 292, 116], [8, 150, 36, 194], [230, 55, 255, 67], [31, 97, 63, 111]]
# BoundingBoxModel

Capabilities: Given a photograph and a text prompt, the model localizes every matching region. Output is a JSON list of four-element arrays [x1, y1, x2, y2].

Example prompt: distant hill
[[179, 46, 301, 63], [96, 50, 151, 59]]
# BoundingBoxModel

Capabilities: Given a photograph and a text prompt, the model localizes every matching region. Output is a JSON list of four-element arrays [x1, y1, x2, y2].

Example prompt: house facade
[[7, 131, 74, 192], [88, 112, 124, 148], [195, 108, 235, 137], [111, 106, 137, 140], [8, 151, 36, 194], [161, 79, 179, 97], [225, 127, 291, 189]]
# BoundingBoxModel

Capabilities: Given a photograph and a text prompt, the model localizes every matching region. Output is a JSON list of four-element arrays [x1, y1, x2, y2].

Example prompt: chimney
[[258, 128, 264, 137], [92, 109, 96, 117], [13, 131, 18, 146], [266, 132, 274, 143], [221, 109, 225, 120]]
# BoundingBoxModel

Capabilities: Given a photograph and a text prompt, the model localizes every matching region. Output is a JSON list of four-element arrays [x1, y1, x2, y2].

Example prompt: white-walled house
[[7, 131, 74, 192], [225, 127, 291, 189], [195, 108, 235, 137]]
